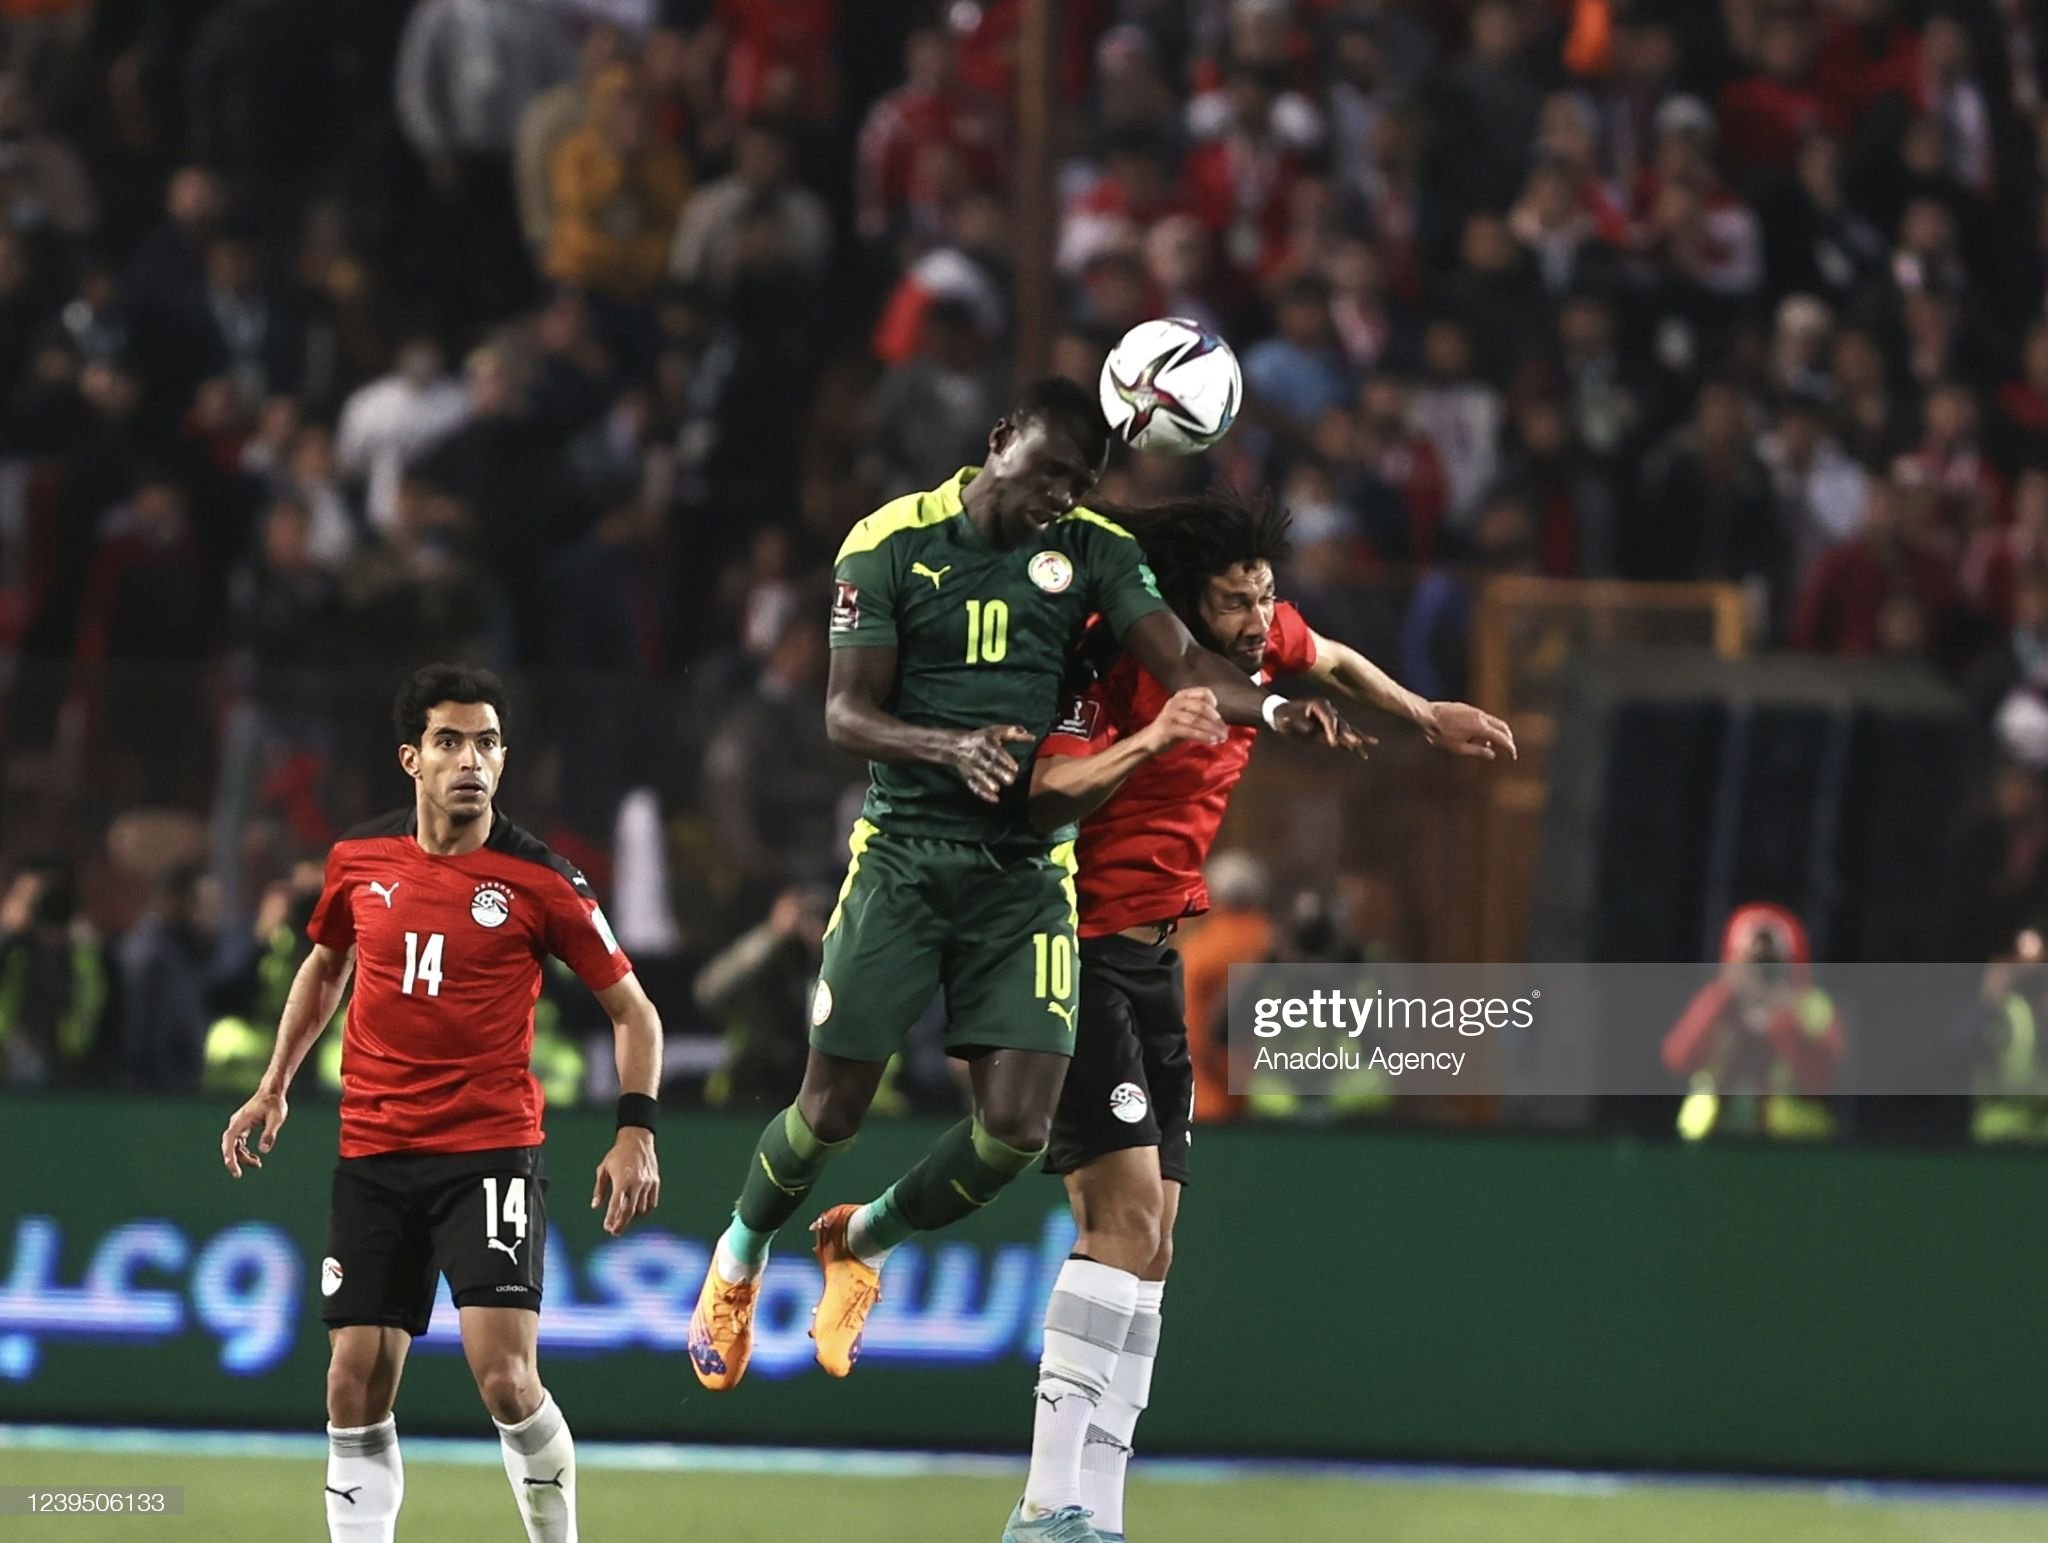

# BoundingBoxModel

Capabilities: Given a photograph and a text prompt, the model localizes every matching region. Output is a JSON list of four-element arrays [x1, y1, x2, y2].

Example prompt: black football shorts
[[321, 1145, 547, 1337], [1045, 934, 1195, 1185]]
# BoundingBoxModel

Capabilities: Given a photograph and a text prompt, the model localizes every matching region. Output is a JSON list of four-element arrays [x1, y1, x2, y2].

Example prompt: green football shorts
[[810, 819, 1081, 1062]]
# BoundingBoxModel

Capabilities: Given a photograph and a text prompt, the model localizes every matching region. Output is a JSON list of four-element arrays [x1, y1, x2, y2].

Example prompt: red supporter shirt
[[1040, 602, 1318, 936], [307, 808, 633, 1158]]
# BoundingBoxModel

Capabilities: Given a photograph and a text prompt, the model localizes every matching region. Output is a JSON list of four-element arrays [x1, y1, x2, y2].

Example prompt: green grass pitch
[[6, 1450, 2048, 1542]]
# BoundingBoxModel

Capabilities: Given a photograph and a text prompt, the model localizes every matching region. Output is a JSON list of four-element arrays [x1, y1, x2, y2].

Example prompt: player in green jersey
[[686, 379, 1363, 1426]]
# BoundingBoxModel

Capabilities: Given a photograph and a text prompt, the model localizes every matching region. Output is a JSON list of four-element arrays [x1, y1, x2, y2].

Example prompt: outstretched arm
[[1306, 630, 1517, 759], [1120, 610, 1371, 754], [825, 645, 1032, 802]]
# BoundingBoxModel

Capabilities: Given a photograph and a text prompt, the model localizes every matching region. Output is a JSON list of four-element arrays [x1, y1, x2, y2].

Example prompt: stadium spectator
[[410, 343, 568, 656], [1400, 489, 1543, 701], [1920, 14, 1996, 197], [1180, 850, 1274, 1125], [1057, 128, 1182, 278], [1631, 380, 1776, 588], [515, 21, 633, 257], [0, 67, 96, 238], [1323, 235, 1396, 374], [1794, 477, 1959, 659], [1761, 391, 1869, 606], [1182, 63, 1313, 279], [669, 120, 830, 297], [1146, 213, 1226, 338], [547, 471, 674, 676], [1356, 372, 1449, 563], [1950, 757, 2048, 962], [76, 475, 210, 668], [692, 884, 827, 1112], [864, 297, 1002, 500], [338, 472, 498, 669], [1829, 323, 1906, 467], [1992, 321, 2048, 471], [1718, 10, 1826, 178], [1440, 0, 1543, 210], [1966, 566, 2048, 724], [335, 334, 470, 537], [1758, 132, 1888, 305], [544, 64, 689, 308], [1241, 275, 1349, 443], [1509, 156, 1606, 298], [1410, 317, 1504, 529], [395, 0, 573, 322], [0, 859, 113, 1089], [1324, 17, 1403, 211], [1499, 393, 1609, 578], [182, 0, 341, 214], [1088, 22, 1182, 155], [1440, 212, 1546, 389], [870, 187, 1008, 366], [230, 497, 346, 674], [124, 165, 228, 324], [1964, 469, 2048, 631], [119, 862, 221, 1095], [855, 27, 1002, 244], [699, 617, 851, 909]]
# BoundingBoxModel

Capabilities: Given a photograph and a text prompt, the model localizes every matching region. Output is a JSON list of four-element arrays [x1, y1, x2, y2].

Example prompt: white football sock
[[1080, 1279, 1163, 1536], [713, 1229, 764, 1285], [495, 1389, 578, 1543], [325, 1415, 402, 1542], [1022, 1259, 1139, 1519]]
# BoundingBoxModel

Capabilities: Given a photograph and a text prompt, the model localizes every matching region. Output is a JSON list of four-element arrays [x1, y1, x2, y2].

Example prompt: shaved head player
[[219, 663, 664, 1543]]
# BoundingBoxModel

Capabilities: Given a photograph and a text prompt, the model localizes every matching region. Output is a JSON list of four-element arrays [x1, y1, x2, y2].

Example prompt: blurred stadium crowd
[[3, 0, 2048, 1120]]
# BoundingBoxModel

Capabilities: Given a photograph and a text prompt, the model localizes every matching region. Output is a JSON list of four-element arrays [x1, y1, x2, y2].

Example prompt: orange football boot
[[687, 1262, 758, 1391], [809, 1203, 882, 1377]]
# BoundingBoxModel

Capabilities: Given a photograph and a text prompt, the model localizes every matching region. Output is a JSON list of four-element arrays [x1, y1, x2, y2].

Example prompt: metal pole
[[1012, 0, 1058, 387]]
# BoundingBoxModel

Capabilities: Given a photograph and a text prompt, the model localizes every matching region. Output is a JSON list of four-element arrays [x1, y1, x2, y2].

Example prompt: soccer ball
[[1099, 318, 1242, 455]]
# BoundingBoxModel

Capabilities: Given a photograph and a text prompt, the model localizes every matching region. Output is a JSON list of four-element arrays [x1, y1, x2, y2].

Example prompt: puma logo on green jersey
[[911, 562, 952, 589], [1046, 1001, 1075, 1031]]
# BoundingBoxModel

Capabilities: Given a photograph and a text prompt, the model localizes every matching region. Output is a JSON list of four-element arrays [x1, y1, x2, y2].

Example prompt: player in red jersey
[[1014, 492, 1516, 1538], [217, 664, 663, 1543]]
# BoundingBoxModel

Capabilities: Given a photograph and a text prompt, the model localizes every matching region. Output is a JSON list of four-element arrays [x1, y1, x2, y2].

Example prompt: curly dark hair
[[1111, 485, 1294, 618], [392, 663, 508, 745]]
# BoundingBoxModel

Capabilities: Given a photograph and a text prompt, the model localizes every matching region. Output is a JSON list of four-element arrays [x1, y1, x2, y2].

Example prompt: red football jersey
[[307, 808, 633, 1158], [1040, 601, 1318, 936]]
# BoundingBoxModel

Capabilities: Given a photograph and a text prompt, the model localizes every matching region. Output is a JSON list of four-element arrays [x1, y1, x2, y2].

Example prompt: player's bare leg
[[819, 1047, 1068, 1379], [1065, 1163, 1179, 1542], [462, 1304, 578, 1543], [691, 1049, 881, 1388], [324, 1326, 410, 1542]]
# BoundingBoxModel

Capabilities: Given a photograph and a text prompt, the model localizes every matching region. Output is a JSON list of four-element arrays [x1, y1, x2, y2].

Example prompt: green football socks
[[848, 1118, 1045, 1264], [719, 1105, 853, 1278]]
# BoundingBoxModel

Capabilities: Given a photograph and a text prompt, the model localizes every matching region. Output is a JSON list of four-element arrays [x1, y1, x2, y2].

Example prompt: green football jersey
[[829, 467, 1170, 847]]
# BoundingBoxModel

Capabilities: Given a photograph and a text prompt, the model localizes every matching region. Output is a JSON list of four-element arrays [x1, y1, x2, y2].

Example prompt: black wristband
[[615, 1093, 658, 1132]]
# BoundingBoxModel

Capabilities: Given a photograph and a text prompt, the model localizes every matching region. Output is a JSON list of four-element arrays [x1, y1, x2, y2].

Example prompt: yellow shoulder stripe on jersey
[[835, 472, 971, 562], [1060, 507, 1138, 542]]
